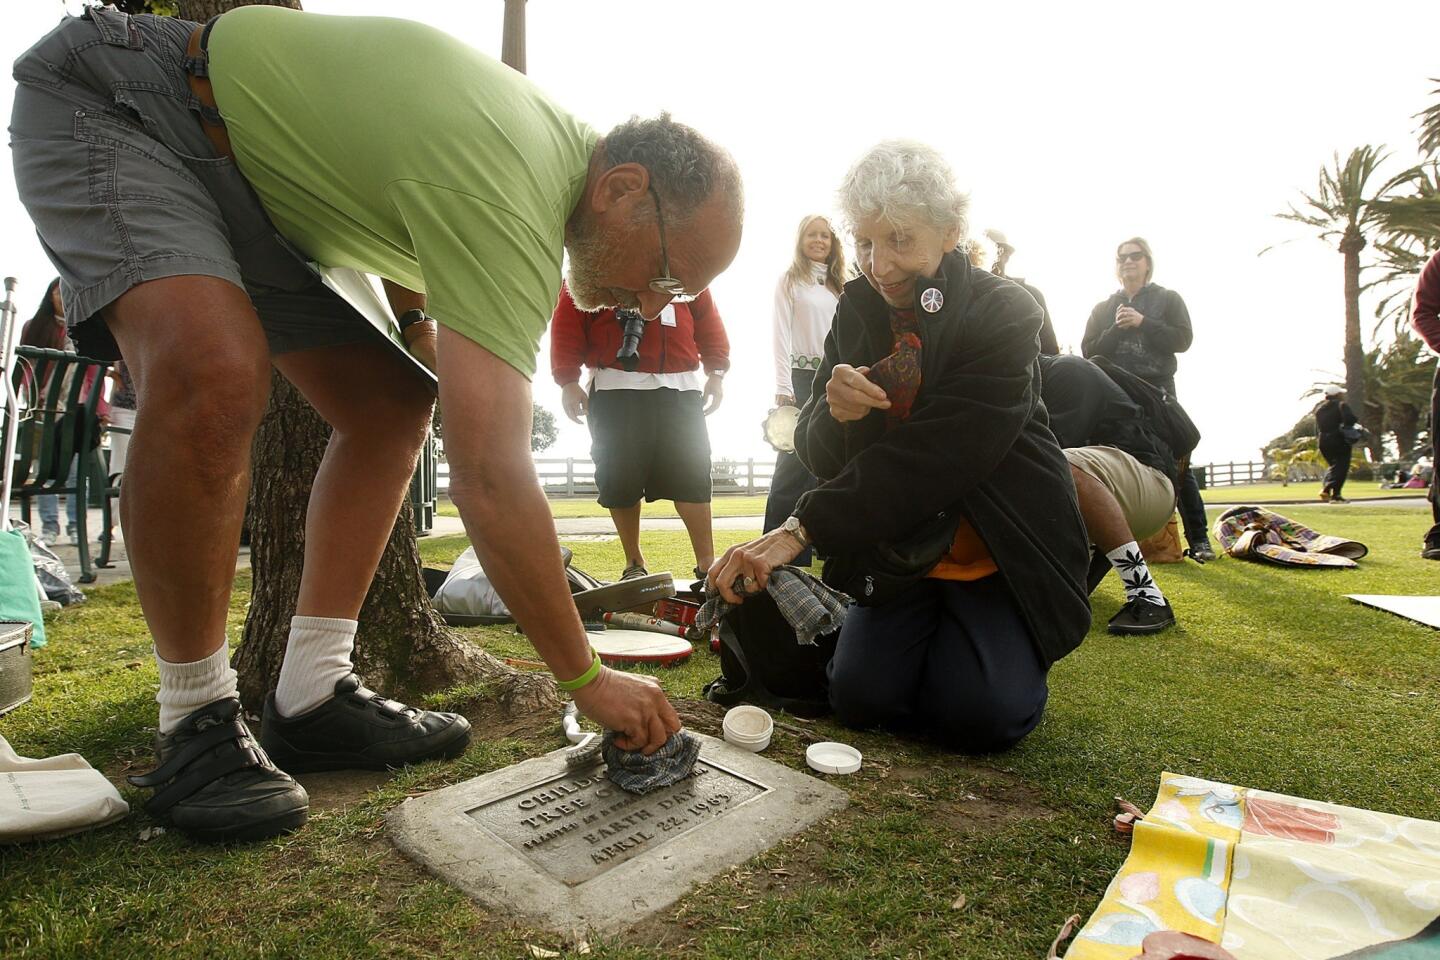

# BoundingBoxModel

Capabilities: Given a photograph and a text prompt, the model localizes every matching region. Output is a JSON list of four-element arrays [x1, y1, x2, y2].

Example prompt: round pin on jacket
[[920, 287, 944, 313]]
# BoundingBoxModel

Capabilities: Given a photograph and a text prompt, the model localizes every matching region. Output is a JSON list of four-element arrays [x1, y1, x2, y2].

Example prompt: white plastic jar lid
[[805, 741, 862, 775]]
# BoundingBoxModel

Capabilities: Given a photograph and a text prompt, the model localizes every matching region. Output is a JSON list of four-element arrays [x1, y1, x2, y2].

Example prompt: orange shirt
[[927, 518, 998, 582]]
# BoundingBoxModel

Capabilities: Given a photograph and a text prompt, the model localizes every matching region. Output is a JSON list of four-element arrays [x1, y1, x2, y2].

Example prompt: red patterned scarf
[[866, 307, 923, 424]]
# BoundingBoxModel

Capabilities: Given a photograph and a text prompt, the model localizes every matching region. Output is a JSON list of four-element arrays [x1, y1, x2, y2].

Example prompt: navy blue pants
[[827, 576, 1049, 753], [763, 369, 818, 564], [1320, 438, 1353, 499], [1427, 366, 1439, 550]]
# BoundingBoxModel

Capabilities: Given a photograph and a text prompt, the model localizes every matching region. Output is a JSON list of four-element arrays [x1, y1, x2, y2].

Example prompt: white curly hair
[[837, 140, 969, 237]]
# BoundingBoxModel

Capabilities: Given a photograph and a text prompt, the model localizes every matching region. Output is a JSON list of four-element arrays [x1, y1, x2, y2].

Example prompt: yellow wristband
[[555, 650, 602, 692]]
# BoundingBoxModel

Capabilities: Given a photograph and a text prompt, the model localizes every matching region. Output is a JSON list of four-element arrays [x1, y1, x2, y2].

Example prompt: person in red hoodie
[[1413, 250, 1440, 560], [551, 284, 730, 580]]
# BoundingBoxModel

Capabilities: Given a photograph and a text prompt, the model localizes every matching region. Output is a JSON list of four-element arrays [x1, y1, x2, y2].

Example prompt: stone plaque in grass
[[388, 732, 848, 935]]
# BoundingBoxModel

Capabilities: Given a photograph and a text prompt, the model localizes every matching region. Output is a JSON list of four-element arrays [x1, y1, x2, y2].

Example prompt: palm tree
[[1271, 146, 1419, 434], [1369, 162, 1440, 331], [1418, 78, 1440, 159]]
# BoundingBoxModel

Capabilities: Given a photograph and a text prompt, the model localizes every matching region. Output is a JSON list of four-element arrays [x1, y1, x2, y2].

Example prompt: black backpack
[[1091, 357, 1201, 465], [703, 593, 838, 719]]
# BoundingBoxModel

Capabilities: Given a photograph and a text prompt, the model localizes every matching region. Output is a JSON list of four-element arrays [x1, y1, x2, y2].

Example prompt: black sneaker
[[1188, 541, 1217, 563], [1108, 598, 1177, 635], [620, 563, 649, 581], [1422, 544, 1440, 561], [260, 675, 472, 774], [127, 698, 308, 844]]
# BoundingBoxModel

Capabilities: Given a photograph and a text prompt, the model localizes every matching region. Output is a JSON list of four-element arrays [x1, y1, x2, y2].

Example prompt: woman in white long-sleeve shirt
[[763, 214, 848, 563]]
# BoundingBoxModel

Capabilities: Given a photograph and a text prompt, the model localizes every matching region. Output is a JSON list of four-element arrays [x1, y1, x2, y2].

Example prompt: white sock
[[274, 616, 358, 718], [156, 642, 238, 734], [1106, 542, 1167, 606]]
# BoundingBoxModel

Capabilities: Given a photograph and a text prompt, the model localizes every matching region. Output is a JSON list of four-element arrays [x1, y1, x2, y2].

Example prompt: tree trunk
[[1389, 402, 1420, 459], [1340, 227, 1368, 428], [190, 0, 558, 720], [501, 0, 527, 74]]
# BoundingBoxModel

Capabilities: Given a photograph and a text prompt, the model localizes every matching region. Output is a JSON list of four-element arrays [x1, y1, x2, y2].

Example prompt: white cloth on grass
[[0, 734, 129, 843], [433, 546, 510, 617]]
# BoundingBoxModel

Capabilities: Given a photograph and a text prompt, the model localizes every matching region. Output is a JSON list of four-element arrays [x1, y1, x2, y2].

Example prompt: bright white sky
[[4, 1, 1439, 468]]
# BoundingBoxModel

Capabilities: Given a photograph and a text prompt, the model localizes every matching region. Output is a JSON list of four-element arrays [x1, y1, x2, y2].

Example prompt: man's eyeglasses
[[1116, 251, 1147, 264], [648, 187, 697, 303]]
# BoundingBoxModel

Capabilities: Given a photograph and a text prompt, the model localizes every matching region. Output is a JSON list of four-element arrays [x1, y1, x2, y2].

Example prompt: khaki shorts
[[1064, 446, 1175, 541]]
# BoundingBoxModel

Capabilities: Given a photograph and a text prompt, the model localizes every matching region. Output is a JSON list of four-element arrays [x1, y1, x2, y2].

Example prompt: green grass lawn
[[3, 506, 1438, 958]]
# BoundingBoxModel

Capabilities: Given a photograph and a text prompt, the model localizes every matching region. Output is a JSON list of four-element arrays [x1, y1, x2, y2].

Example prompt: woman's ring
[[743, 576, 758, 589]]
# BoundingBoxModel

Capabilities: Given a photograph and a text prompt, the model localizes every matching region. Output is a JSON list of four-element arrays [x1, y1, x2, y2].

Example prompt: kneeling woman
[[710, 141, 1091, 752]]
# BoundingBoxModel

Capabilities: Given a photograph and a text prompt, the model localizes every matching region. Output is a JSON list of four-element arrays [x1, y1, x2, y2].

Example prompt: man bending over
[[11, 5, 742, 842]]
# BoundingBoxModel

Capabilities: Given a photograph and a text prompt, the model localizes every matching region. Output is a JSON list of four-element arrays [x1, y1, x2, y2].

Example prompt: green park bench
[[7, 346, 118, 583]]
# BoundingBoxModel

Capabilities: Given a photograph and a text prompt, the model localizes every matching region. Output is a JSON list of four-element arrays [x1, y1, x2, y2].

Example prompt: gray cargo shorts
[[9, 6, 381, 362]]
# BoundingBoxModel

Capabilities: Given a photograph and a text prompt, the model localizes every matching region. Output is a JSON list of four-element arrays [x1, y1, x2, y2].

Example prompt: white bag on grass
[[433, 546, 510, 619], [0, 734, 128, 843]]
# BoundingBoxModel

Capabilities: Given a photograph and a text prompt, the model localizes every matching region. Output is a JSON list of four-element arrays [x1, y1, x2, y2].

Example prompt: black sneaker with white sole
[[1187, 541, 1217, 563], [259, 674, 472, 774], [1107, 598, 1177, 635], [127, 697, 308, 844]]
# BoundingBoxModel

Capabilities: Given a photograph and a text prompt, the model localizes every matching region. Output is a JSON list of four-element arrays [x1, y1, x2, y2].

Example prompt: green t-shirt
[[208, 6, 597, 377]]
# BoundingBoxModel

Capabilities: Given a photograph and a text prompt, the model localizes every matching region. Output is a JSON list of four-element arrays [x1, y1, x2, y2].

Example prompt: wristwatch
[[781, 515, 810, 548], [398, 308, 430, 331], [709, 368, 727, 379]]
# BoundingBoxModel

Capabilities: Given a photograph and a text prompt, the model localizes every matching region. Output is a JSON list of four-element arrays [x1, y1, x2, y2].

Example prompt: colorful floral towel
[[1067, 773, 1440, 959], [1213, 506, 1368, 568]]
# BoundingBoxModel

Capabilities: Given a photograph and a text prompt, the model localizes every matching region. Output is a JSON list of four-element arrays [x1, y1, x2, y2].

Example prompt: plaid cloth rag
[[695, 565, 850, 646], [1213, 505, 1369, 568], [569, 729, 702, 795]]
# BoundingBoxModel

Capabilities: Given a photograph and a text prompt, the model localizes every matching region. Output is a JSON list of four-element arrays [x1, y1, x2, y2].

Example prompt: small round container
[[722, 705, 774, 752], [805, 741, 862, 775]]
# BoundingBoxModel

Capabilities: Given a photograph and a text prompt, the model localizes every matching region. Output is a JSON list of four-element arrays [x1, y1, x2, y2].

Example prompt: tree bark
[[501, 0, 527, 74], [192, 0, 558, 720], [1340, 227, 1380, 461]]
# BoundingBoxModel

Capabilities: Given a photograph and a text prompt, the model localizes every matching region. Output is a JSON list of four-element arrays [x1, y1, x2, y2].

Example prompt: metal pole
[[0, 278, 20, 531], [500, 0, 526, 73]]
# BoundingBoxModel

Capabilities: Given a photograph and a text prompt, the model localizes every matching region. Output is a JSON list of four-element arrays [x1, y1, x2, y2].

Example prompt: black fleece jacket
[[792, 253, 1092, 669], [1081, 282, 1193, 387]]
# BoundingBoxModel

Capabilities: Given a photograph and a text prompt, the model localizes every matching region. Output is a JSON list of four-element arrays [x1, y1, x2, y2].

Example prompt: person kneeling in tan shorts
[[1041, 355, 1179, 636]]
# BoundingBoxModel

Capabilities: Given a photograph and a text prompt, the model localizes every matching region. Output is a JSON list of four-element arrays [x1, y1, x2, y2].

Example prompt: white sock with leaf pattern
[[1106, 542, 1167, 606]]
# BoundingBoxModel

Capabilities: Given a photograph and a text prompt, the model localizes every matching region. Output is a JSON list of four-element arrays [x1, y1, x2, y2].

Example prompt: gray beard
[[565, 225, 621, 312]]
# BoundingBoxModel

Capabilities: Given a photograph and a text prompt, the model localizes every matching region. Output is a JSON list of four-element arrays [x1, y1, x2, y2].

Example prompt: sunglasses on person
[[648, 187, 697, 303], [1116, 251, 1147, 264]]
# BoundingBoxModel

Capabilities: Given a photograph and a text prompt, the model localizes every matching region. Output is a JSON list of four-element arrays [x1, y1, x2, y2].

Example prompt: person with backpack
[[1082, 238, 1215, 561], [1040, 355, 1180, 635], [1314, 385, 1360, 503]]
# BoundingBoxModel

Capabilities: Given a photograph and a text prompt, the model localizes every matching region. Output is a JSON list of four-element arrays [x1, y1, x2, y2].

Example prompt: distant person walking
[[1314, 385, 1359, 503], [762, 214, 848, 565], [1412, 249, 1440, 559], [1083, 238, 1213, 561]]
